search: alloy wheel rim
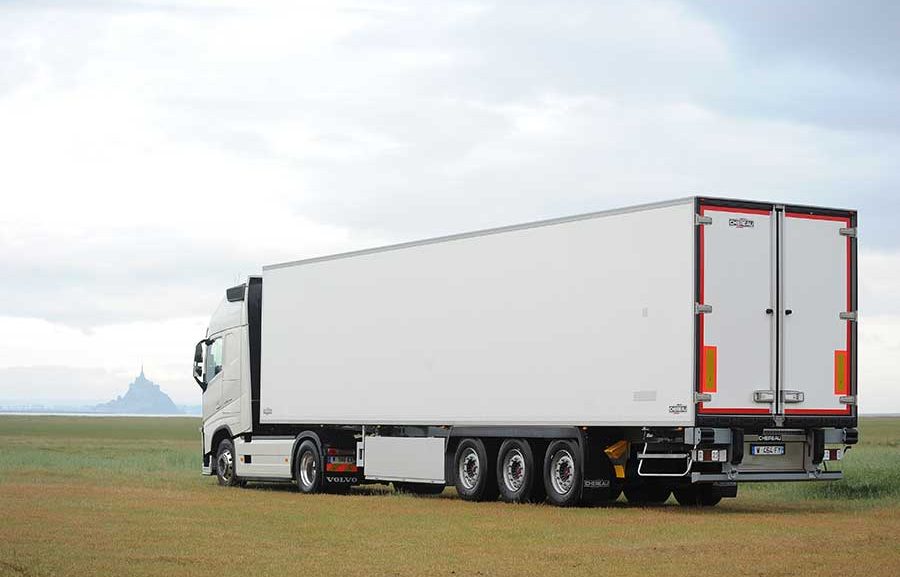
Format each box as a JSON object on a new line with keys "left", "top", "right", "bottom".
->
{"left": 503, "top": 449, "right": 526, "bottom": 493}
{"left": 550, "top": 449, "right": 575, "bottom": 495}
{"left": 300, "top": 451, "right": 317, "bottom": 487}
{"left": 459, "top": 448, "right": 480, "bottom": 490}
{"left": 218, "top": 449, "right": 234, "bottom": 483}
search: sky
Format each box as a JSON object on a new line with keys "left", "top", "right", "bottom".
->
{"left": 0, "top": 0, "right": 898, "bottom": 411}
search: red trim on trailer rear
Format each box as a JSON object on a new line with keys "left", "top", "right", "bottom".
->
{"left": 781, "top": 408, "right": 851, "bottom": 415}
{"left": 703, "top": 206, "right": 772, "bottom": 216}
{"left": 700, "top": 407, "right": 771, "bottom": 414}
{"left": 784, "top": 212, "right": 849, "bottom": 222}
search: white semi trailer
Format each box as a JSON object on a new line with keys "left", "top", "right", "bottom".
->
{"left": 194, "top": 197, "right": 859, "bottom": 506}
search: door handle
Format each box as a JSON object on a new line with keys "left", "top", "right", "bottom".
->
{"left": 765, "top": 308, "right": 773, "bottom": 315}
{"left": 785, "top": 309, "right": 793, "bottom": 315}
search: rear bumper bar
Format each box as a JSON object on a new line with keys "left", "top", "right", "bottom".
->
{"left": 692, "top": 471, "right": 842, "bottom": 483}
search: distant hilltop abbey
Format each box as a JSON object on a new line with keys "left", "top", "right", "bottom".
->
{"left": 94, "top": 366, "right": 181, "bottom": 415}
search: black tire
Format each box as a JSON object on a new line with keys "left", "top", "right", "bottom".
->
{"left": 453, "top": 438, "right": 498, "bottom": 502}
{"left": 496, "top": 439, "right": 537, "bottom": 503}
{"left": 543, "top": 439, "right": 583, "bottom": 507}
{"left": 393, "top": 482, "right": 446, "bottom": 496}
{"left": 624, "top": 484, "right": 671, "bottom": 505}
{"left": 295, "top": 440, "right": 323, "bottom": 494}
{"left": 215, "top": 438, "right": 240, "bottom": 487}
{"left": 673, "top": 485, "right": 723, "bottom": 507}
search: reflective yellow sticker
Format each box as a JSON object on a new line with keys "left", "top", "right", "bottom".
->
{"left": 702, "top": 345, "right": 717, "bottom": 393}
{"left": 834, "top": 350, "right": 848, "bottom": 395}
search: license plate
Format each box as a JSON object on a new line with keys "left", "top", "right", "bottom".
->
{"left": 328, "top": 456, "right": 355, "bottom": 464}
{"left": 751, "top": 444, "right": 785, "bottom": 456}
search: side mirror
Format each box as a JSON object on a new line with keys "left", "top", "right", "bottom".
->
{"left": 193, "top": 340, "right": 207, "bottom": 392}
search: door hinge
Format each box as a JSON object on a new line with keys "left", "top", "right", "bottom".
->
{"left": 839, "top": 227, "right": 857, "bottom": 238}
{"left": 782, "top": 390, "right": 805, "bottom": 403}
{"left": 695, "top": 303, "right": 713, "bottom": 314}
{"left": 753, "top": 390, "right": 775, "bottom": 403}
{"left": 695, "top": 214, "right": 712, "bottom": 226}
{"left": 694, "top": 392, "right": 712, "bottom": 403}
{"left": 839, "top": 395, "right": 857, "bottom": 405}
{"left": 839, "top": 311, "right": 858, "bottom": 322}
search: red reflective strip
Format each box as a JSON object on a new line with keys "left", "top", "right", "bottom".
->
{"left": 326, "top": 463, "right": 358, "bottom": 473}
{"left": 703, "top": 206, "right": 772, "bottom": 216}
{"left": 784, "top": 408, "right": 851, "bottom": 415}
{"left": 698, "top": 407, "right": 771, "bottom": 414}
{"left": 785, "top": 212, "right": 849, "bottom": 222}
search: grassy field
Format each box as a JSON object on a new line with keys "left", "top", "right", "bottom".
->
{"left": 1, "top": 416, "right": 898, "bottom": 577}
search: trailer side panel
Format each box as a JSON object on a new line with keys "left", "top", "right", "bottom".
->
{"left": 260, "top": 200, "right": 696, "bottom": 426}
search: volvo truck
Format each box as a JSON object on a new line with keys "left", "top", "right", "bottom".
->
{"left": 193, "top": 197, "right": 859, "bottom": 506}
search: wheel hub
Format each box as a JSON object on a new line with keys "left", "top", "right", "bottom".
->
{"left": 459, "top": 448, "right": 480, "bottom": 490}
{"left": 217, "top": 449, "right": 234, "bottom": 483}
{"left": 503, "top": 449, "right": 526, "bottom": 492}
{"left": 299, "top": 451, "right": 317, "bottom": 487}
{"left": 550, "top": 450, "right": 574, "bottom": 495}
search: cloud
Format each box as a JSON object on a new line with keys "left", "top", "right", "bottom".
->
{"left": 0, "top": 0, "right": 898, "bottom": 410}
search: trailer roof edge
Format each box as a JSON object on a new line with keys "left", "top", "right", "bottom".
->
{"left": 263, "top": 196, "right": 696, "bottom": 271}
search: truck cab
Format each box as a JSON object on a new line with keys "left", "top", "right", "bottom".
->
{"left": 194, "top": 282, "right": 254, "bottom": 476}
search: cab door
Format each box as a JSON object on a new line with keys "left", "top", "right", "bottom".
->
{"left": 697, "top": 204, "right": 775, "bottom": 416}
{"left": 201, "top": 337, "right": 224, "bottom": 421}
{"left": 781, "top": 211, "right": 854, "bottom": 416}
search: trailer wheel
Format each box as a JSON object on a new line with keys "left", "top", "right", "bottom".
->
{"left": 454, "top": 438, "right": 498, "bottom": 502}
{"left": 624, "top": 484, "right": 671, "bottom": 505}
{"left": 496, "top": 439, "right": 537, "bottom": 503}
{"left": 295, "top": 440, "right": 323, "bottom": 494}
{"left": 393, "top": 482, "right": 446, "bottom": 496}
{"left": 673, "top": 485, "right": 722, "bottom": 507}
{"left": 543, "top": 440, "right": 582, "bottom": 507}
{"left": 215, "top": 438, "right": 240, "bottom": 487}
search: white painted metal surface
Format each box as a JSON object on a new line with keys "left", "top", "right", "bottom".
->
{"left": 234, "top": 437, "right": 293, "bottom": 479}
{"left": 362, "top": 437, "right": 446, "bottom": 483}
{"left": 259, "top": 200, "right": 697, "bottom": 427}
{"left": 698, "top": 206, "right": 774, "bottom": 416}
{"left": 782, "top": 213, "right": 852, "bottom": 415}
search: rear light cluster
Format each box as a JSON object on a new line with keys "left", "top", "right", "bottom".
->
{"left": 693, "top": 448, "right": 728, "bottom": 462}
{"left": 822, "top": 448, "right": 843, "bottom": 461}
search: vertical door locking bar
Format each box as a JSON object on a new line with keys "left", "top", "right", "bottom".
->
{"left": 775, "top": 206, "right": 785, "bottom": 418}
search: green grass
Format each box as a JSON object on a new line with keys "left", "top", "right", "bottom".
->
{"left": 1, "top": 415, "right": 898, "bottom": 577}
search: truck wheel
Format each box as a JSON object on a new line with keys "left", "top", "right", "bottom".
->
{"left": 624, "top": 484, "right": 671, "bottom": 505}
{"left": 673, "top": 485, "right": 722, "bottom": 507}
{"left": 393, "top": 482, "right": 446, "bottom": 496}
{"left": 215, "top": 438, "right": 240, "bottom": 487}
{"left": 543, "top": 439, "right": 582, "bottom": 507}
{"left": 496, "top": 439, "right": 536, "bottom": 503}
{"left": 454, "top": 438, "right": 498, "bottom": 502}
{"left": 295, "top": 440, "right": 323, "bottom": 494}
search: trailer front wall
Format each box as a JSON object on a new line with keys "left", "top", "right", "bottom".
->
{"left": 260, "top": 201, "right": 696, "bottom": 427}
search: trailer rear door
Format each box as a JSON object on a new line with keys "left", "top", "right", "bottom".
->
{"left": 697, "top": 201, "right": 855, "bottom": 419}
{"left": 781, "top": 212, "right": 853, "bottom": 416}
{"left": 697, "top": 205, "right": 775, "bottom": 415}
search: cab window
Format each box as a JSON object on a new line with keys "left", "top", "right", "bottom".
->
{"left": 205, "top": 338, "right": 224, "bottom": 381}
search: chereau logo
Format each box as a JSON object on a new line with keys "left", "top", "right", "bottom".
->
{"left": 729, "top": 217, "right": 755, "bottom": 229}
